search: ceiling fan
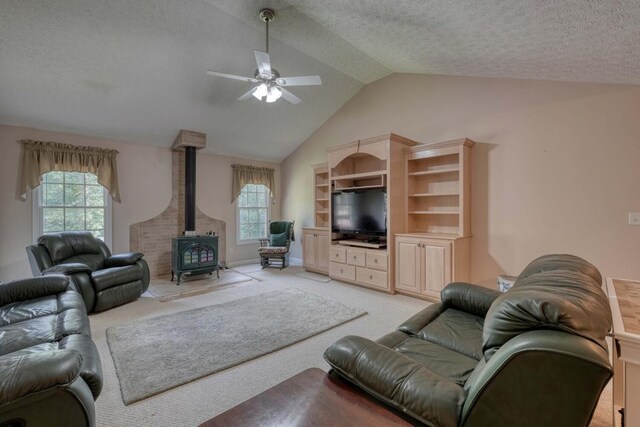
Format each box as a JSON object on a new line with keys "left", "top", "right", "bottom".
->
{"left": 207, "top": 8, "right": 322, "bottom": 105}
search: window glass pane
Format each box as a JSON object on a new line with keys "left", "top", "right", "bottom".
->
{"left": 44, "top": 183, "right": 64, "bottom": 206}
{"left": 258, "top": 208, "right": 267, "bottom": 224}
{"left": 240, "top": 223, "right": 251, "bottom": 240}
{"left": 65, "top": 172, "right": 84, "bottom": 184}
{"left": 64, "top": 208, "right": 85, "bottom": 230}
{"left": 86, "top": 185, "right": 104, "bottom": 207}
{"left": 43, "top": 208, "right": 64, "bottom": 233}
{"left": 247, "top": 192, "right": 258, "bottom": 206}
{"left": 65, "top": 184, "right": 85, "bottom": 206}
{"left": 91, "top": 230, "right": 105, "bottom": 240}
{"left": 250, "top": 223, "right": 261, "bottom": 239}
{"left": 46, "top": 171, "right": 64, "bottom": 183}
{"left": 86, "top": 208, "right": 104, "bottom": 230}
{"left": 239, "top": 208, "right": 249, "bottom": 223}
{"left": 238, "top": 192, "right": 248, "bottom": 208}
{"left": 85, "top": 173, "right": 98, "bottom": 185}
{"left": 248, "top": 209, "right": 259, "bottom": 223}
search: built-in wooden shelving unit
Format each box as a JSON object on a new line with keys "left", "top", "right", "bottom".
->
{"left": 313, "top": 163, "right": 330, "bottom": 228}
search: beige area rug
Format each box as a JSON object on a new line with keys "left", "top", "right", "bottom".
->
{"left": 146, "top": 269, "right": 255, "bottom": 302}
{"left": 106, "top": 289, "right": 367, "bottom": 405}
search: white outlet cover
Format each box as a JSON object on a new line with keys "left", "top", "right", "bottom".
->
{"left": 629, "top": 213, "right": 640, "bottom": 225}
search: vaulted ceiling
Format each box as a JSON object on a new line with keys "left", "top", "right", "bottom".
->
{"left": 1, "top": 1, "right": 639, "bottom": 161}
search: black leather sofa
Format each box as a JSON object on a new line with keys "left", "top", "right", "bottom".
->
{"left": 0, "top": 275, "right": 103, "bottom": 427}
{"left": 27, "top": 231, "right": 150, "bottom": 313}
{"left": 325, "top": 254, "right": 613, "bottom": 427}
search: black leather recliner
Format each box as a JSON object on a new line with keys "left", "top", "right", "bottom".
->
{"left": 0, "top": 274, "right": 103, "bottom": 426}
{"left": 26, "top": 231, "right": 150, "bottom": 313}
{"left": 325, "top": 254, "right": 613, "bottom": 427}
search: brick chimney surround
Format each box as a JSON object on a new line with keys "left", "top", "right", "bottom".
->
{"left": 129, "top": 130, "right": 226, "bottom": 278}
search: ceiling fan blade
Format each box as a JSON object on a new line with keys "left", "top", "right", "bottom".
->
{"left": 254, "top": 50, "right": 272, "bottom": 77}
{"left": 280, "top": 88, "right": 302, "bottom": 105}
{"left": 277, "top": 75, "right": 322, "bottom": 86}
{"left": 207, "top": 71, "right": 258, "bottom": 83}
{"left": 238, "top": 87, "right": 257, "bottom": 101}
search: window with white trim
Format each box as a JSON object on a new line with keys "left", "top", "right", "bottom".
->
{"left": 236, "top": 184, "right": 270, "bottom": 244}
{"left": 33, "top": 171, "right": 112, "bottom": 247}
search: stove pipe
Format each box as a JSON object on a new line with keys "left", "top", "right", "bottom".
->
{"left": 184, "top": 146, "right": 196, "bottom": 233}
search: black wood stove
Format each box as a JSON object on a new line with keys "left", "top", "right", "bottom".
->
{"left": 171, "top": 235, "right": 218, "bottom": 285}
{"left": 170, "top": 143, "right": 219, "bottom": 285}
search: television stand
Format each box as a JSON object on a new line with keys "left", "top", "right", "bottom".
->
{"left": 337, "top": 239, "right": 386, "bottom": 249}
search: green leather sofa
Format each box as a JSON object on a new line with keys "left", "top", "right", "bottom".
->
{"left": 324, "top": 254, "right": 613, "bottom": 427}
{"left": 0, "top": 275, "right": 103, "bottom": 427}
{"left": 26, "top": 231, "right": 150, "bottom": 313}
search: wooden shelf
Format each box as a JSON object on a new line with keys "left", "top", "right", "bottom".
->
{"left": 331, "top": 170, "right": 387, "bottom": 181}
{"left": 408, "top": 211, "right": 460, "bottom": 215}
{"left": 313, "top": 163, "right": 330, "bottom": 228}
{"left": 334, "top": 183, "right": 385, "bottom": 191}
{"left": 408, "top": 168, "right": 459, "bottom": 176}
{"left": 408, "top": 192, "right": 459, "bottom": 197}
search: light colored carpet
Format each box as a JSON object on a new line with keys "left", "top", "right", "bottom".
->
{"left": 90, "top": 266, "right": 612, "bottom": 427}
{"left": 296, "top": 270, "right": 333, "bottom": 283}
{"left": 146, "top": 270, "right": 254, "bottom": 302}
{"left": 230, "top": 263, "right": 263, "bottom": 274}
{"left": 106, "top": 289, "right": 366, "bottom": 405}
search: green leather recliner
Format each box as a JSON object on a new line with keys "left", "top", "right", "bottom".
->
{"left": 324, "top": 254, "right": 612, "bottom": 427}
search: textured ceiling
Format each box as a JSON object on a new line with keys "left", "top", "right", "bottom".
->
{"left": 1, "top": 1, "right": 639, "bottom": 161}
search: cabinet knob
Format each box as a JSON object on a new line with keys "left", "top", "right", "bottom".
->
{"left": 374, "top": 259, "right": 378, "bottom": 263}
{"left": 340, "top": 269, "right": 344, "bottom": 273}
{"left": 335, "top": 253, "right": 339, "bottom": 257}
{"left": 369, "top": 275, "right": 373, "bottom": 280}
{"left": 353, "top": 256, "right": 356, "bottom": 259}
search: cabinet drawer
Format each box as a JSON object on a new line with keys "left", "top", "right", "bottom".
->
{"left": 330, "top": 262, "right": 356, "bottom": 281}
{"left": 346, "top": 248, "right": 366, "bottom": 267}
{"left": 366, "top": 252, "right": 388, "bottom": 271}
{"left": 356, "top": 267, "right": 388, "bottom": 289}
{"left": 329, "top": 247, "right": 346, "bottom": 263}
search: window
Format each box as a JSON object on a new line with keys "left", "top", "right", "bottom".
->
{"left": 33, "top": 171, "right": 112, "bottom": 246}
{"left": 236, "top": 184, "right": 270, "bottom": 243}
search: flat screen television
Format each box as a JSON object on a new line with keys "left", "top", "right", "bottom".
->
{"left": 331, "top": 189, "right": 387, "bottom": 236}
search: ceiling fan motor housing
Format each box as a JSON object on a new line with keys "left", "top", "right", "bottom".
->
{"left": 259, "top": 8, "right": 275, "bottom": 23}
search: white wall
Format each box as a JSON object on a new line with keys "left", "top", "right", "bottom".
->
{"left": 281, "top": 73, "right": 640, "bottom": 285}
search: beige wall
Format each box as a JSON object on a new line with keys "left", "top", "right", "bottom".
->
{"left": 281, "top": 73, "right": 640, "bottom": 285}
{"left": 0, "top": 125, "right": 280, "bottom": 281}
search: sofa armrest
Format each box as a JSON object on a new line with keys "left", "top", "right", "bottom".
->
{"left": 324, "top": 335, "right": 466, "bottom": 427}
{"left": 103, "top": 252, "right": 144, "bottom": 268}
{"left": 0, "top": 275, "right": 69, "bottom": 306}
{"left": 441, "top": 282, "right": 502, "bottom": 318}
{"left": 0, "top": 350, "right": 82, "bottom": 405}
{"left": 43, "top": 263, "right": 92, "bottom": 275}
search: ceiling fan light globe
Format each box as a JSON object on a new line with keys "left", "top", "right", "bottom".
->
{"left": 266, "top": 86, "right": 282, "bottom": 103}
{"left": 253, "top": 83, "right": 268, "bottom": 100}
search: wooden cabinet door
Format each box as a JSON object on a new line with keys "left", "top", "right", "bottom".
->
{"left": 395, "top": 237, "right": 422, "bottom": 293}
{"left": 303, "top": 230, "right": 317, "bottom": 269}
{"left": 316, "top": 231, "right": 330, "bottom": 272}
{"left": 422, "top": 240, "right": 452, "bottom": 299}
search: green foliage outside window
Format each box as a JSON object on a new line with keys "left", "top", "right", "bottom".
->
{"left": 238, "top": 184, "right": 269, "bottom": 241}
{"left": 40, "top": 172, "right": 106, "bottom": 240}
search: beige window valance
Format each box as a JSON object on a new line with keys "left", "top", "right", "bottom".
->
{"left": 18, "top": 139, "right": 121, "bottom": 202}
{"left": 231, "top": 164, "right": 276, "bottom": 204}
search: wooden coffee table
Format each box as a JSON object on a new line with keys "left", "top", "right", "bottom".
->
{"left": 199, "top": 368, "right": 417, "bottom": 426}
